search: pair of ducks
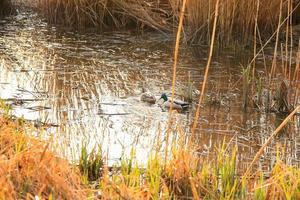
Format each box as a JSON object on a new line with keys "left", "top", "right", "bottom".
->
{"left": 140, "top": 92, "right": 189, "bottom": 112}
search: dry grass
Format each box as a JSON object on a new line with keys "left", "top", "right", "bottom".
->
{"left": 0, "top": 115, "right": 87, "bottom": 199}
{"left": 34, "top": 0, "right": 300, "bottom": 45}
{"left": 95, "top": 142, "right": 300, "bottom": 199}
{"left": 36, "top": 0, "right": 173, "bottom": 31}
{"left": 0, "top": 106, "right": 299, "bottom": 199}
{"left": 1, "top": 1, "right": 300, "bottom": 199}
{"left": 185, "top": 0, "right": 288, "bottom": 44}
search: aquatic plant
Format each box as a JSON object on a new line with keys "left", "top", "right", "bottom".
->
{"left": 187, "top": 71, "right": 193, "bottom": 102}
{"left": 79, "top": 143, "right": 103, "bottom": 183}
{"left": 0, "top": 99, "right": 12, "bottom": 117}
{"left": 0, "top": 0, "right": 299, "bottom": 199}
{"left": 249, "top": 22, "right": 300, "bottom": 114}
{"left": 97, "top": 136, "right": 300, "bottom": 199}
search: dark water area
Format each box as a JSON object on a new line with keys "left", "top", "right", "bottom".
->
{"left": 0, "top": 9, "right": 299, "bottom": 170}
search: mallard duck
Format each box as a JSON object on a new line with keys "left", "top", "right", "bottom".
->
{"left": 159, "top": 93, "right": 189, "bottom": 112}
{"left": 140, "top": 92, "right": 156, "bottom": 104}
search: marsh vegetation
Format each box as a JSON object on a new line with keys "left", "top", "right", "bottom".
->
{"left": 0, "top": 0, "right": 300, "bottom": 199}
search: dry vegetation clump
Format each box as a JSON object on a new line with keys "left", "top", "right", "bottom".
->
{"left": 0, "top": 106, "right": 299, "bottom": 199}
{"left": 0, "top": 116, "right": 87, "bottom": 199}
{"left": 184, "top": 0, "right": 289, "bottom": 44}
{"left": 37, "top": 0, "right": 173, "bottom": 31}
{"left": 95, "top": 144, "right": 300, "bottom": 199}
{"left": 35, "top": 0, "right": 300, "bottom": 45}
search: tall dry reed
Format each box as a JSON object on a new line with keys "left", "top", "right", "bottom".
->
{"left": 37, "top": 0, "right": 172, "bottom": 31}
{"left": 35, "top": 0, "right": 300, "bottom": 45}
{"left": 179, "top": 0, "right": 293, "bottom": 45}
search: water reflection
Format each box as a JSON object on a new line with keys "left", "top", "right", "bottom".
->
{"left": 0, "top": 9, "right": 299, "bottom": 168}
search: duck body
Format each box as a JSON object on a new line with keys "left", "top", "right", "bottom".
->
{"left": 140, "top": 92, "right": 156, "bottom": 104}
{"left": 159, "top": 93, "right": 189, "bottom": 112}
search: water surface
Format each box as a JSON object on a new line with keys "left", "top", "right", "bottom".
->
{"left": 0, "top": 9, "right": 299, "bottom": 169}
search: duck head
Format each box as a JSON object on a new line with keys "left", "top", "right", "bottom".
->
{"left": 159, "top": 93, "right": 168, "bottom": 102}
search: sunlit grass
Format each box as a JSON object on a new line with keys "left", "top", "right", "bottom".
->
{"left": 0, "top": 105, "right": 299, "bottom": 199}
{"left": 79, "top": 143, "right": 103, "bottom": 184}
{"left": 0, "top": 106, "right": 87, "bottom": 199}
{"left": 97, "top": 140, "right": 300, "bottom": 199}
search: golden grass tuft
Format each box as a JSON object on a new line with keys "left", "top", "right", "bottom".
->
{"left": 0, "top": 116, "right": 87, "bottom": 199}
{"left": 96, "top": 143, "right": 300, "bottom": 199}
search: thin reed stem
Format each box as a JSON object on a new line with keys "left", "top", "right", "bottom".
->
{"left": 252, "top": 0, "right": 260, "bottom": 79}
{"left": 165, "top": 0, "right": 187, "bottom": 162}
{"left": 191, "top": 0, "right": 220, "bottom": 135}
{"left": 249, "top": 0, "right": 300, "bottom": 67}
{"left": 270, "top": 0, "right": 283, "bottom": 79}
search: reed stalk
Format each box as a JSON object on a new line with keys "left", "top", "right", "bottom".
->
{"left": 165, "top": 0, "right": 187, "bottom": 162}
{"left": 270, "top": 0, "right": 283, "bottom": 79}
{"left": 191, "top": 0, "right": 220, "bottom": 135}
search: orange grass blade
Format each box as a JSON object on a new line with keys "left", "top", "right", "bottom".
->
{"left": 191, "top": 0, "right": 220, "bottom": 135}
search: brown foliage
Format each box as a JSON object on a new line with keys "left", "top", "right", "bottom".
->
{"left": 0, "top": 117, "right": 87, "bottom": 199}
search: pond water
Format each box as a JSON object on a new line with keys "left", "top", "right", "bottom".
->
{"left": 0, "top": 9, "right": 299, "bottom": 170}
